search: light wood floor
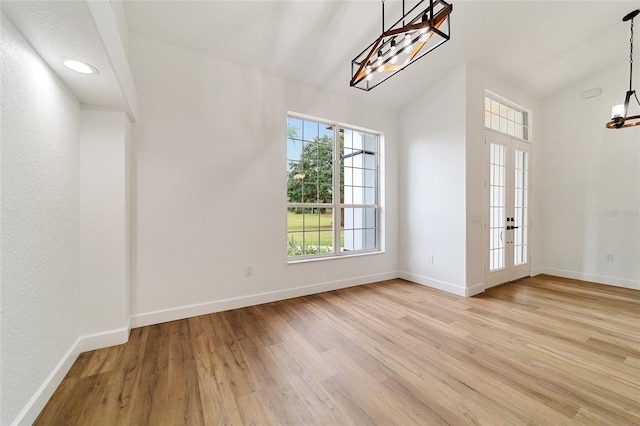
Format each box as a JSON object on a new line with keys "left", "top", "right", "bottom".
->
{"left": 35, "top": 275, "right": 640, "bottom": 425}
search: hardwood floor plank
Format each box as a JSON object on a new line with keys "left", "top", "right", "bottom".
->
{"left": 35, "top": 276, "right": 640, "bottom": 425}
{"left": 90, "top": 326, "right": 149, "bottom": 425}
{"left": 234, "top": 391, "right": 277, "bottom": 426}
{"left": 203, "top": 312, "right": 259, "bottom": 400}
{"left": 167, "top": 320, "right": 205, "bottom": 425}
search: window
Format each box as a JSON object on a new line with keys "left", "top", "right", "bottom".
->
{"left": 286, "top": 114, "right": 380, "bottom": 259}
{"left": 484, "top": 91, "right": 530, "bottom": 141}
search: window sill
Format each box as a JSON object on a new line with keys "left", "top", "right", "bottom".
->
{"left": 287, "top": 249, "right": 384, "bottom": 264}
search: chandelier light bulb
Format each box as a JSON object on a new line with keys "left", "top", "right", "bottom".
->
{"left": 420, "top": 29, "right": 430, "bottom": 42}
{"left": 404, "top": 33, "right": 411, "bottom": 48}
{"left": 390, "top": 40, "right": 398, "bottom": 64}
{"left": 366, "top": 65, "right": 373, "bottom": 81}
{"left": 611, "top": 104, "right": 625, "bottom": 119}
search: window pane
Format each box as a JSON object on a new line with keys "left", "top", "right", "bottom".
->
{"left": 364, "top": 229, "right": 377, "bottom": 250}
{"left": 302, "top": 208, "right": 318, "bottom": 231}
{"left": 491, "top": 99, "right": 500, "bottom": 114}
{"left": 364, "top": 132, "right": 377, "bottom": 152}
{"left": 491, "top": 113, "right": 500, "bottom": 131}
{"left": 514, "top": 110, "right": 523, "bottom": 124}
{"left": 287, "top": 139, "right": 303, "bottom": 162}
{"left": 343, "top": 185, "right": 353, "bottom": 204}
{"left": 304, "top": 231, "right": 320, "bottom": 251}
{"left": 515, "top": 126, "right": 523, "bottom": 140}
{"left": 319, "top": 230, "right": 333, "bottom": 250}
{"left": 500, "top": 117, "right": 508, "bottom": 134}
{"left": 364, "top": 153, "right": 376, "bottom": 170}
{"left": 342, "top": 230, "right": 354, "bottom": 252}
{"left": 364, "top": 187, "right": 376, "bottom": 204}
{"left": 364, "top": 169, "right": 376, "bottom": 187}
{"left": 352, "top": 167, "right": 363, "bottom": 187}
{"left": 287, "top": 181, "right": 302, "bottom": 203}
{"left": 287, "top": 117, "right": 302, "bottom": 140}
{"left": 351, "top": 185, "right": 363, "bottom": 204}
{"left": 319, "top": 184, "right": 333, "bottom": 203}
{"left": 286, "top": 207, "right": 334, "bottom": 257}
{"left": 302, "top": 183, "right": 318, "bottom": 203}
{"left": 287, "top": 115, "right": 380, "bottom": 258}
{"left": 343, "top": 128, "right": 353, "bottom": 149}
{"left": 364, "top": 208, "right": 377, "bottom": 228}
{"left": 319, "top": 124, "right": 333, "bottom": 141}
{"left": 342, "top": 207, "right": 377, "bottom": 252}
{"left": 353, "top": 131, "right": 364, "bottom": 150}
{"left": 303, "top": 120, "right": 318, "bottom": 141}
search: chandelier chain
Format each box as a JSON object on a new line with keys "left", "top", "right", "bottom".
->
{"left": 632, "top": 17, "right": 640, "bottom": 107}
{"left": 630, "top": 16, "right": 634, "bottom": 92}
{"left": 629, "top": 19, "right": 633, "bottom": 68}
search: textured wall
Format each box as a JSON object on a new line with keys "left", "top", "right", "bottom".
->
{"left": 1, "top": 12, "right": 81, "bottom": 425}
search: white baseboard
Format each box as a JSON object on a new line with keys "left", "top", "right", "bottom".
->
{"left": 11, "top": 324, "right": 131, "bottom": 426}
{"left": 78, "top": 321, "right": 131, "bottom": 352}
{"left": 11, "top": 339, "right": 82, "bottom": 426}
{"left": 130, "top": 272, "right": 400, "bottom": 328}
{"left": 466, "top": 282, "right": 485, "bottom": 297}
{"left": 533, "top": 267, "right": 640, "bottom": 290}
{"left": 399, "top": 271, "right": 470, "bottom": 297}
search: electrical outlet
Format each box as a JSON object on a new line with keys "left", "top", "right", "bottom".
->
{"left": 605, "top": 254, "right": 614, "bottom": 262}
{"left": 427, "top": 254, "right": 435, "bottom": 263}
{"left": 244, "top": 265, "right": 253, "bottom": 276}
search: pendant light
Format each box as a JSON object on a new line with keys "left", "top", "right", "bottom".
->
{"left": 606, "top": 9, "right": 640, "bottom": 129}
{"left": 350, "top": 0, "right": 453, "bottom": 91}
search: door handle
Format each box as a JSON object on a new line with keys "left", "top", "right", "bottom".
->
{"left": 507, "top": 225, "right": 520, "bottom": 230}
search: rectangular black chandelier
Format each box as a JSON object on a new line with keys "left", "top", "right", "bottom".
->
{"left": 350, "top": 0, "right": 453, "bottom": 91}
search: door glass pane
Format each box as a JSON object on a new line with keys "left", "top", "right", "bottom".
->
{"left": 513, "top": 150, "right": 529, "bottom": 266}
{"left": 489, "top": 142, "right": 506, "bottom": 271}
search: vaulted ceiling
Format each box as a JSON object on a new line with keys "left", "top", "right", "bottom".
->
{"left": 2, "top": 1, "right": 639, "bottom": 112}
{"left": 123, "top": 1, "right": 640, "bottom": 110}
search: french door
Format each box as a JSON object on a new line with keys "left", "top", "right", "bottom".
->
{"left": 484, "top": 130, "right": 531, "bottom": 288}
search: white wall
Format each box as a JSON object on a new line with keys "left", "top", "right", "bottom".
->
{"left": 398, "top": 62, "right": 543, "bottom": 296}
{"left": 128, "top": 33, "right": 399, "bottom": 326}
{"left": 398, "top": 64, "right": 468, "bottom": 295}
{"left": 80, "top": 110, "right": 131, "bottom": 340}
{"left": 1, "top": 13, "right": 81, "bottom": 425}
{"left": 536, "top": 61, "right": 639, "bottom": 289}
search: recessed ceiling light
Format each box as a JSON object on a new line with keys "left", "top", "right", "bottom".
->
{"left": 62, "top": 59, "right": 98, "bottom": 75}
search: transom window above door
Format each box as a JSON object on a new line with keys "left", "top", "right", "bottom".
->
{"left": 484, "top": 91, "right": 530, "bottom": 141}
